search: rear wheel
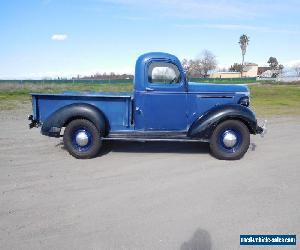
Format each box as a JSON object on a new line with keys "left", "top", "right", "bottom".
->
{"left": 209, "top": 120, "right": 250, "bottom": 160}
{"left": 63, "top": 119, "right": 102, "bottom": 159}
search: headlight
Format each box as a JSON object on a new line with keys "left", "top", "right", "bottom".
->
{"left": 238, "top": 96, "right": 250, "bottom": 107}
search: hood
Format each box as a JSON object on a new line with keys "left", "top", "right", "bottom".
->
{"left": 188, "top": 82, "right": 249, "bottom": 94}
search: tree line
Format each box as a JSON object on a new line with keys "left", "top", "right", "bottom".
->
{"left": 73, "top": 73, "right": 134, "bottom": 80}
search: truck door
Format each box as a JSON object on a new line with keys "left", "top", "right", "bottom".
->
{"left": 139, "top": 60, "right": 187, "bottom": 131}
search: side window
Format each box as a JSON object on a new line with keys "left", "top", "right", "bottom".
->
{"left": 148, "top": 62, "right": 181, "bottom": 84}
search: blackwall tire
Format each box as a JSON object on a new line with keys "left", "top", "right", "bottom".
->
{"left": 63, "top": 119, "right": 102, "bottom": 159}
{"left": 209, "top": 120, "right": 250, "bottom": 160}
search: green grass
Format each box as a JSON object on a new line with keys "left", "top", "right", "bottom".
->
{"left": 1, "top": 83, "right": 300, "bottom": 116}
{"left": 250, "top": 84, "right": 300, "bottom": 116}
{"left": 257, "top": 80, "right": 300, "bottom": 85}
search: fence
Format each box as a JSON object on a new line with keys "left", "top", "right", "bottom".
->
{"left": 190, "top": 77, "right": 257, "bottom": 83}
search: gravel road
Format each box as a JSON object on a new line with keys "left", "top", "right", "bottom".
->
{"left": 0, "top": 108, "right": 299, "bottom": 250}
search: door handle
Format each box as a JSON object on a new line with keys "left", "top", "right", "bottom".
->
{"left": 135, "top": 107, "right": 143, "bottom": 115}
{"left": 145, "top": 87, "right": 154, "bottom": 91}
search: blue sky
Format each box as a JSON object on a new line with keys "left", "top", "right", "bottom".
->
{"left": 0, "top": 0, "right": 299, "bottom": 79}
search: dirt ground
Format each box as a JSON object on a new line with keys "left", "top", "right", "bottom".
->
{"left": 0, "top": 107, "right": 299, "bottom": 250}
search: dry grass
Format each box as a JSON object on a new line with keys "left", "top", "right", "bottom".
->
{"left": 0, "top": 83, "right": 133, "bottom": 110}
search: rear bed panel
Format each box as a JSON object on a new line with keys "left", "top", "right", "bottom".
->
{"left": 31, "top": 93, "right": 132, "bottom": 130}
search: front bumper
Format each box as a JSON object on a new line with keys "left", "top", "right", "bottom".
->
{"left": 256, "top": 120, "right": 267, "bottom": 137}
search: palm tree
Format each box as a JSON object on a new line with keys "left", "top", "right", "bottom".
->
{"left": 239, "top": 34, "right": 250, "bottom": 77}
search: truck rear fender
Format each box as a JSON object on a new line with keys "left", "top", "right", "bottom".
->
{"left": 188, "top": 104, "right": 258, "bottom": 139}
{"left": 41, "top": 103, "right": 108, "bottom": 137}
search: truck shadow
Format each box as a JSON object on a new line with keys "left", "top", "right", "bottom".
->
{"left": 180, "top": 228, "right": 212, "bottom": 250}
{"left": 56, "top": 141, "right": 209, "bottom": 156}
{"left": 103, "top": 141, "right": 210, "bottom": 155}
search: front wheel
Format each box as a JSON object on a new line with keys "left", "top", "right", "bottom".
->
{"left": 209, "top": 120, "right": 250, "bottom": 160}
{"left": 63, "top": 119, "right": 102, "bottom": 159}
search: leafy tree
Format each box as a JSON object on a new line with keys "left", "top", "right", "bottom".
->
{"left": 229, "top": 63, "right": 243, "bottom": 73}
{"left": 267, "top": 57, "right": 284, "bottom": 77}
{"left": 267, "top": 57, "right": 279, "bottom": 69}
{"left": 239, "top": 34, "right": 250, "bottom": 76}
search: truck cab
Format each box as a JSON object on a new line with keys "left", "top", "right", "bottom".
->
{"left": 29, "top": 52, "right": 265, "bottom": 160}
{"left": 133, "top": 52, "right": 250, "bottom": 131}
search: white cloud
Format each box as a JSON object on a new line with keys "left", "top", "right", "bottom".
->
{"left": 51, "top": 34, "right": 68, "bottom": 41}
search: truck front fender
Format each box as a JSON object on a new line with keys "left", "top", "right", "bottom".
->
{"left": 41, "top": 103, "right": 107, "bottom": 137}
{"left": 188, "top": 104, "right": 259, "bottom": 139}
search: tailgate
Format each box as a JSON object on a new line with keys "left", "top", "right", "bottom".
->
{"left": 28, "top": 94, "right": 40, "bottom": 128}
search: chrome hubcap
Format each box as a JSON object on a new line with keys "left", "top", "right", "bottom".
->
{"left": 75, "top": 131, "right": 89, "bottom": 146}
{"left": 222, "top": 131, "right": 237, "bottom": 148}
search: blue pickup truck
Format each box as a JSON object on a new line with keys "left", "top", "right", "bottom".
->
{"left": 29, "top": 52, "right": 265, "bottom": 160}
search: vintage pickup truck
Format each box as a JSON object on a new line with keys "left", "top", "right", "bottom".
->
{"left": 29, "top": 52, "right": 266, "bottom": 160}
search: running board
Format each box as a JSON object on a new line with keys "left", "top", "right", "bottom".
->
{"left": 103, "top": 132, "right": 208, "bottom": 142}
{"left": 102, "top": 137, "right": 208, "bottom": 142}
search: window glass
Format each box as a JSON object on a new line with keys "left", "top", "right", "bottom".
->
{"left": 148, "top": 62, "right": 181, "bottom": 84}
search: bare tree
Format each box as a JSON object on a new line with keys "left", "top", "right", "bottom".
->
{"left": 182, "top": 50, "right": 217, "bottom": 79}
{"left": 182, "top": 59, "right": 203, "bottom": 78}
{"left": 182, "top": 59, "right": 193, "bottom": 78}
{"left": 239, "top": 34, "right": 250, "bottom": 76}
{"left": 200, "top": 50, "right": 217, "bottom": 77}
{"left": 293, "top": 63, "right": 300, "bottom": 76}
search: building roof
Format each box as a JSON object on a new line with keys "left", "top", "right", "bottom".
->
{"left": 257, "top": 66, "right": 271, "bottom": 75}
{"left": 214, "top": 72, "right": 240, "bottom": 74}
{"left": 245, "top": 63, "right": 258, "bottom": 66}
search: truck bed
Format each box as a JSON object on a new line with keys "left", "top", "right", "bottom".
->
{"left": 31, "top": 91, "right": 133, "bottom": 131}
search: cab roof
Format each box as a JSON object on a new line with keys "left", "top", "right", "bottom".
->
{"left": 134, "top": 52, "right": 183, "bottom": 91}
